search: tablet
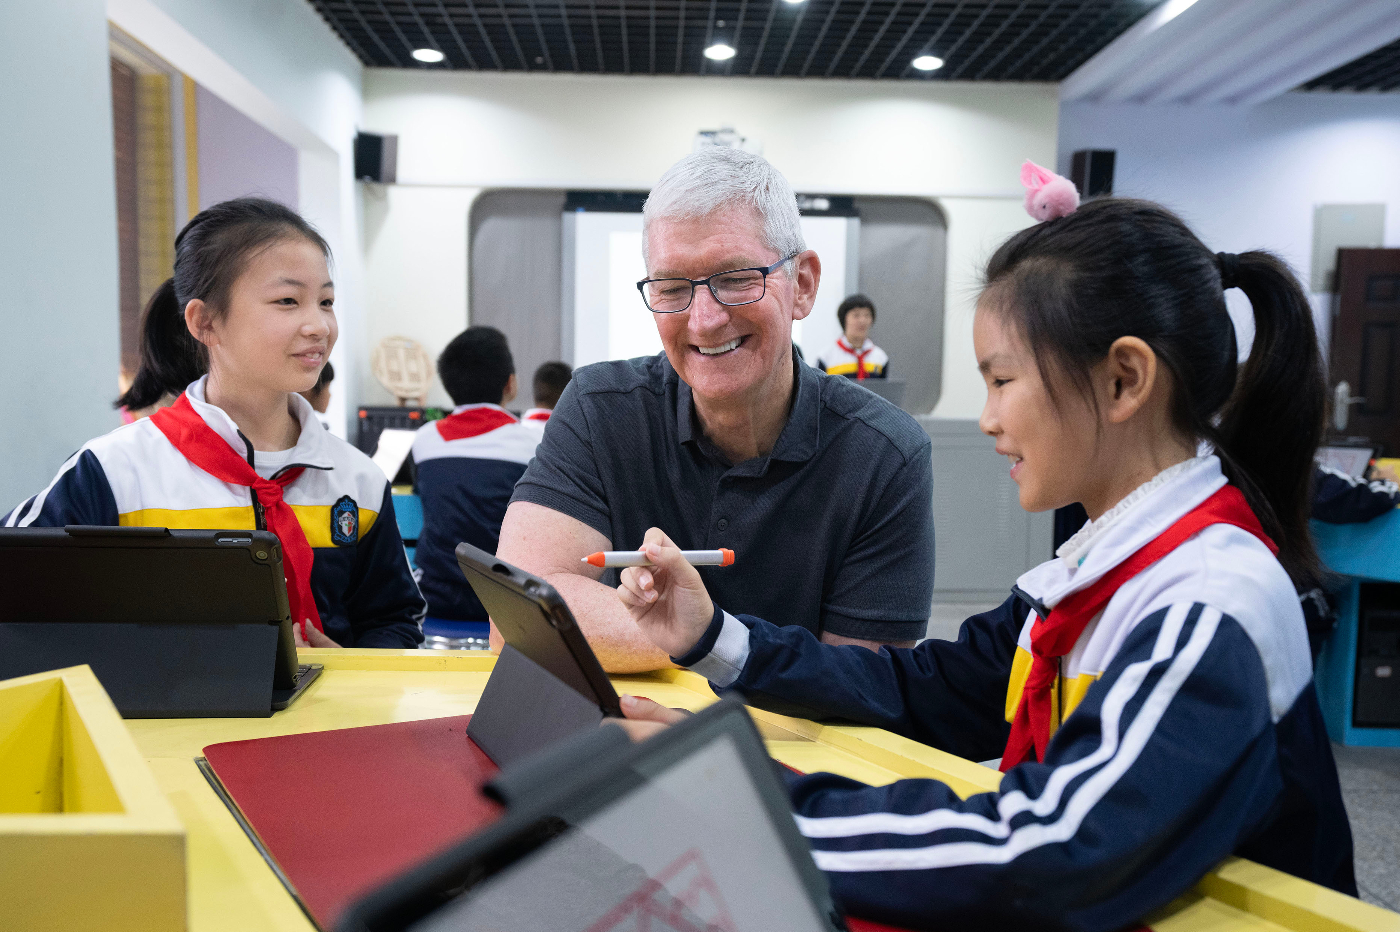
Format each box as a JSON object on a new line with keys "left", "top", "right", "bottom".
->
{"left": 338, "top": 699, "right": 844, "bottom": 932}
{"left": 455, "top": 542, "right": 621, "bottom": 718}
{"left": 0, "top": 525, "right": 320, "bottom": 716}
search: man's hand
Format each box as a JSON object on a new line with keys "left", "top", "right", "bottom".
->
{"left": 294, "top": 621, "right": 341, "bottom": 648}
{"left": 616, "top": 528, "right": 716, "bottom": 658}
{"left": 604, "top": 694, "right": 691, "bottom": 742}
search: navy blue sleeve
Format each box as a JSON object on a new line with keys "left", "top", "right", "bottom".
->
{"left": 1311, "top": 464, "right": 1399, "bottom": 523}
{"left": 727, "top": 595, "right": 1024, "bottom": 762}
{"left": 340, "top": 484, "right": 426, "bottom": 648}
{"left": 785, "top": 603, "right": 1295, "bottom": 932}
{"left": 821, "top": 440, "right": 936, "bottom": 643}
{"left": 3, "top": 450, "right": 120, "bottom": 527}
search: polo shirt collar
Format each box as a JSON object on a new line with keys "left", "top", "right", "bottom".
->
{"left": 672, "top": 353, "right": 820, "bottom": 466}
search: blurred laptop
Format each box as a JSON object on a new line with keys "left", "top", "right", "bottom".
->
{"left": 339, "top": 699, "right": 845, "bottom": 932}
{"left": 857, "top": 377, "right": 905, "bottom": 408}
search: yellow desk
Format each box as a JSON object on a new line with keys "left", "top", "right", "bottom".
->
{"left": 122, "top": 649, "right": 1398, "bottom": 932}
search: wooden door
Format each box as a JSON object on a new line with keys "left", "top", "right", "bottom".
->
{"left": 1329, "top": 248, "right": 1400, "bottom": 454}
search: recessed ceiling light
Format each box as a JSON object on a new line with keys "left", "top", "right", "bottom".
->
{"left": 912, "top": 54, "right": 944, "bottom": 71}
{"left": 412, "top": 48, "right": 445, "bottom": 63}
{"left": 704, "top": 43, "right": 737, "bottom": 61}
{"left": 782, "top": 0, "right": 805, "bottom": 5}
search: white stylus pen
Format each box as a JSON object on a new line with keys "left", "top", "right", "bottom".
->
{"left": 582, "top": 548, "right": 735, "bottom": 568}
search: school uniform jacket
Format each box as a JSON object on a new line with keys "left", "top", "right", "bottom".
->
{"left": 3, "top": 378, "right": 425, "bottom": 648}
{"left": 411, "top": 404, "right": 540, "bottom": 620}
{"left": 1312, "top": 463, "right": 1399, "bottom": 523}
{"left": 679, "top": 455, "right": 1355, "bottom": 931}
{"left": 816, "top": 338, "right": 889, "bottom": 379}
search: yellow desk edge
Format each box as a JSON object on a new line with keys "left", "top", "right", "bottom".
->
{"left": 145, "top": 650, "right": 1400, "bottom": 932}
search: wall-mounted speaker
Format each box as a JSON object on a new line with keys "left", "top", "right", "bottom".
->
{"left": 1070, "top": 149, "right": 1115, "bottom": 198}
{"left": 354, "top": 132, "right": 398, "bottom": 184}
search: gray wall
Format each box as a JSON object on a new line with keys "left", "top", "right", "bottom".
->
{"left": 0, "top": 0, "right": 121, "bottom": 509}
{"left": 853, "top": 197, "right": 947, "bottom": 413}
{"left": 196, "top": 85, "right": 298, "bottom": 211}
{"left": 469, "top": 190, "right": 566, "bottom": 403}
{"left": 921, "top": 417, "right": 1054, "bottom": 602}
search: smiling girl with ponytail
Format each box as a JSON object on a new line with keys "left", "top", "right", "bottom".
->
{"left": 7, "top": 198, "right": 425, "bottom": 650}
{"left": 606, "top": 166, "right": 1354, "bottom": 930}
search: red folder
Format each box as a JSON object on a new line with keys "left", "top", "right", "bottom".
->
{"left": 203, "top": 714, "right": 501, "bottom": 928}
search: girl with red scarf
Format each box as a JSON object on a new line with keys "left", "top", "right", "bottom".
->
{"left": 816, "top": 294, "right": 888, "bottom": 380}
{"left": 5, "top": 199, "right": 424, "bottom": 649}
{"left": 610, "top": 193, "right": 1354, "bottom": 929}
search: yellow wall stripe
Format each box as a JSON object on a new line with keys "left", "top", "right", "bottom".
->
{"left": 182, "top": 75, "right": 198, "bottom": 221}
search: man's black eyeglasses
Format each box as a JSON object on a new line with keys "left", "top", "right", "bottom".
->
{"left": 636, "top": 254, "right": 798, "bottom": 314}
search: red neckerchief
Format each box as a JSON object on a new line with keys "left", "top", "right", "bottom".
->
{"left": 1000, "top": 484, "right": 1276, "bottom": 772}
{"left": 525, "top": 410, "right": 550, "bottom": 423}
{"left": 150, "top": 393, "right": 324, "bottom": 633}
{"left": 837, "top": 337, "right": 874, "bottom": 380}
{"left": 436, "top": 406, "right": 518, "bottom": 441}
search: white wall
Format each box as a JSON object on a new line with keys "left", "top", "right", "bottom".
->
{"left": 1058, "top": 92, "right": 1400, "bottom": 361}
{"left": 107, "top": 0, "right": 365, "bottom": 437}
{"left": 0, "top": 0, "right": 122, "bottom": 509}
{"left": 361, "top": 71, "right": 1057, "bottom": 414}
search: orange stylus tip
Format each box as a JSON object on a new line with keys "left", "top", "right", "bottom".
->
{"left": 584, "top": 552, "right": 606, "bottom": 567}
{"left": 721, "top": 548, "right": 735, "bottom": 566}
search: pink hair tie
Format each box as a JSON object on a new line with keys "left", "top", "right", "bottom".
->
{"left": 1021, "top": 160, "right": 1080, "bottom": 222}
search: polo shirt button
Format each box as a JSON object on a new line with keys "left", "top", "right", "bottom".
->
{"left": 717, "top": 518, "right": 729, "bottom": 531}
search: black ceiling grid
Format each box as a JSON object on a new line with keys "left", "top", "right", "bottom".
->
{"left": 306, "top": 0, "right": 1171, "bottom": 80}
{"left": 1304, "top": 37, "right": 1400, "bottom": 93}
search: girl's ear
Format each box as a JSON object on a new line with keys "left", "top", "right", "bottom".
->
{"left": 1102, "top": 336, "right": 1158, "bottom": 424}
{"left": 185, "top": 299, "right": 217, "bottom": 348}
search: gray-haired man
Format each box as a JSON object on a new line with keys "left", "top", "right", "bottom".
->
{"left": 497, "top": 148, "right": 934, "bottom": 672}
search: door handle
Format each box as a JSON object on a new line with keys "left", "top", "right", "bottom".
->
{"left": 1333, "top": 380, "right": 1367, "bottom": 432}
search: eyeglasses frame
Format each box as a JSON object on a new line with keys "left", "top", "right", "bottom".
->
{"left": 635, "top": 253, "right": 800, "bottom": 314}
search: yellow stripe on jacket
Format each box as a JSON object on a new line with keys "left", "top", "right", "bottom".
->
{"left": 120, "top": 505, "right": 379, "bottom": 548}
{"left": 823, "top": 361, "right": 887, "bottom": 377}
{"left": 1003, "top": 645, "right": 1101, "bottom": 740}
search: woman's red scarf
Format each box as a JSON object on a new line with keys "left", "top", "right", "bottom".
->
{"left": 150, "top": 393, "right": 323, "bottom": 632}
{"left": 1001, "top": 484, "right": 1276, "bottom": 772}
{"left": 837, "top": 338, "right": 875, "bottom": 380}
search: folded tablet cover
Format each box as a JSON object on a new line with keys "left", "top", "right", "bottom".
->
{"left": 203, "top": 715, "right": 501, "bottom": 928}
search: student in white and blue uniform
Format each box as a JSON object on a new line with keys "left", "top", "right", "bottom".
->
{"left": 5, "top": 199, "right": 424, "bottom": 648}
{"left": 611, "top": 197, "right": 1355, "bottom": 930}
{"left": 412, "top": 327, "right": 540, "bottom": 633}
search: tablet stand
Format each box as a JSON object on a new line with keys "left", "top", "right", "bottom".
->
{"left": 467, "top": 643, "right": 605, "bottom": 767}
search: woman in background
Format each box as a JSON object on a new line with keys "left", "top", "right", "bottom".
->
{"left": 816, "top": 294, "right": 888, "bottom": 380}
{"left": 4, "top": 198, "right": 424, "bottom": 648}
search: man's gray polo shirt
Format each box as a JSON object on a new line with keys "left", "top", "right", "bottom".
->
{"left": 511, "top": 353, "right": 934, "bottom": 642}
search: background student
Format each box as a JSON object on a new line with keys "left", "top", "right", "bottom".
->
{"left": 411, "top": 326, "right": 540, "bottom": 624}
{"left": 299, "top": 359, "right": 334, "bottom": 428}
{"left": 613, "top": 194, "right": 1353, "bottom": 929}
{"left": 522, "top": 360, "right": 572, "bottom": 433}
{"left": 816, "top": 294, "right": 888, "bottom": 380}
{"left": 3, "top": 198, "right": 425, "bottom": 649}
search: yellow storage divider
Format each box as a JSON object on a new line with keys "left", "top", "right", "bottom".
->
{"left": 0, "top": 665, "right": 186, "bottom": 931}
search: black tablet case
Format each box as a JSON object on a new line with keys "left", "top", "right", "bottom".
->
{"left": 0, "top": 525, "right": 312, "bottom": 717}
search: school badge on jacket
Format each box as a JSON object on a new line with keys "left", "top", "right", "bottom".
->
{"left": 331, "top": 495, "right": 359, "bottom": 546}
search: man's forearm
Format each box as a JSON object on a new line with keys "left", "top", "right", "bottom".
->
{"left": 540, "top": 573, "right": 673, "bottom": 673}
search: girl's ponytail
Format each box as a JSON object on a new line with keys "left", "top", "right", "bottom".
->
{"left": 115, "top": 278, "right": 206, "bottom": 410}
{"left": 113, "top": 197, "right": 331, "bottom": 412}
{"left": 1214, "top": 251, "right": 1326, "bottom": 588}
